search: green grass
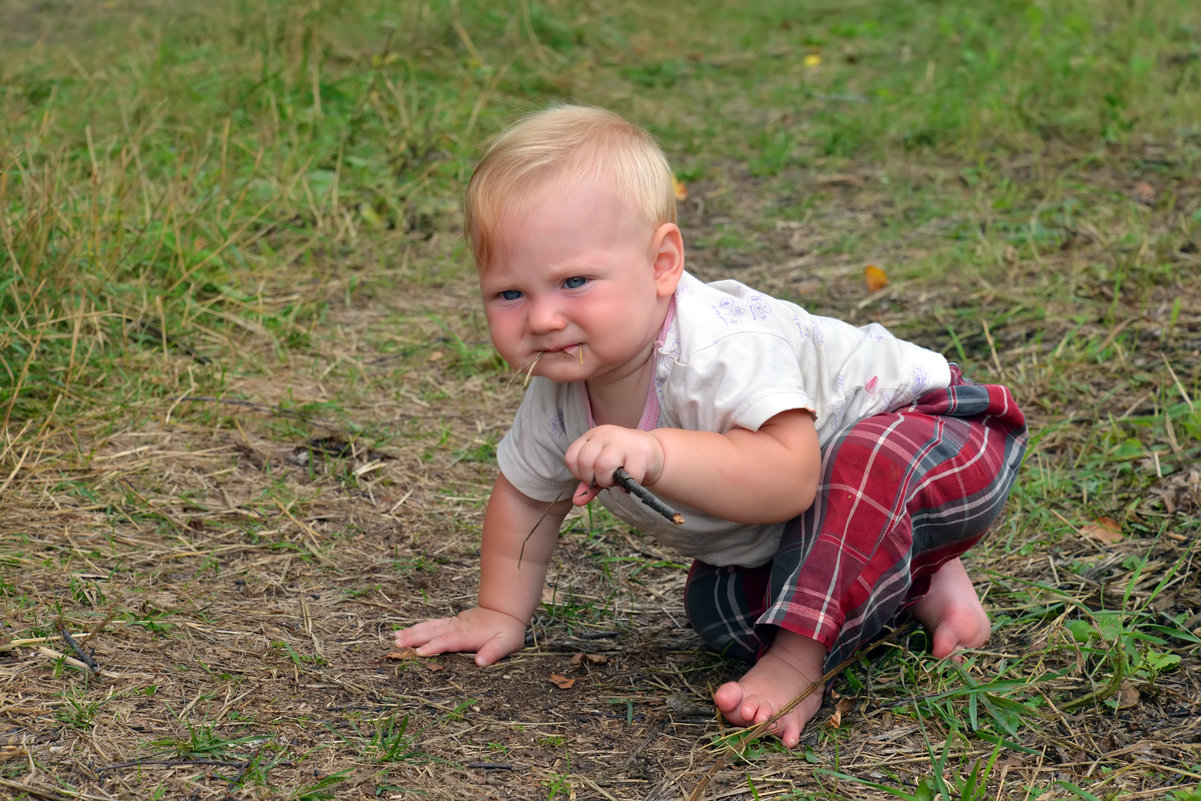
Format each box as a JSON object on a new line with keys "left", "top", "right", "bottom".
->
{"left": 3, "top": 0, "right": 1201, "bottom": 799}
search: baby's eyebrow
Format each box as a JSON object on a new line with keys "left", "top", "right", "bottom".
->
{"left": 546, "top": 267, "right": 597, "bottom": 285}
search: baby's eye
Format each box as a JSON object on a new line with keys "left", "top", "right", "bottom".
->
{"left": 499, "top": 289, "right": 523, "bottom": 301}
{"left": 563, "top": 276, "right": 587, "bottom": 289}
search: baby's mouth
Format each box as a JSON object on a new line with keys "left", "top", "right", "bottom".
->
{"left": 514, "top": 344, "right": 584, "bottom": 389}
{"left": 543, "top": 343, "right": 584, "bottom": 361}
{"left": 561, "top": 344, "right": 584, "bottom": 364}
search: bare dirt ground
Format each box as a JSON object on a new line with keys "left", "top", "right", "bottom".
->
{"left": 3, "top": 151, "right": 1200, "bottom": 800}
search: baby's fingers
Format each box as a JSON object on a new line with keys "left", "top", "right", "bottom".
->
{"left": 412, "top": 626, "right": 475, "bottom": 658}
{"left": 573, "top": 480, "right": 600, "bottom": 506}
{"left": 474, "top": 628, "right": 527, "bottom": 667}
{"left": 394, "top": 608, "right": 527, "bottom": 665}
{"left": 393, "top": 619, "right": 445, "bottom": 650}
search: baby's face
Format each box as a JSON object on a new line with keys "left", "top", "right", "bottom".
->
{"left": 478, "top": 180, "right": 668, "bottom": 387}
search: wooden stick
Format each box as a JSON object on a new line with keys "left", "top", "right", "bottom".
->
{"left": 57, "top": 622, "right": 100, "bottom": 674}
{"left": 76, "top": 610, "right": 119, "bottom": 650}
{"left": 35, "top": 646, "right": 120, "bottom": 678}
{"left": 612, "top": 468, "right": 684, "bottom": 525}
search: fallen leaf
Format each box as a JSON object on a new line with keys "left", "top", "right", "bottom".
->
{"left": 1132, "top": 181, "right": 1155, "bottom": 205}
{"left": 864, "top": 264, "right": 889, "bottom": 292}
{"left": 1117, "top": 680, "right": 1139, "bottom": 709}
{"left": 549, "top": 672, "right": 575, "bottom": 689}
{"left": 1080, "top": 517, "right": 1122, "bottom": 544}
{"left": 804, "top": 53, "right": 822, "bottom": 67}
{"left": 570, "top": 652, "right": 608, "bottom": 667}
{"left": 424, "top": 661, "right": 444, "bottom": 672}
{"left": 672, "top": 175, "right": 689, "bottom": 201}
{"left": 826, "top": 696, "right": 854, "bottom": 728}
{"left": 385, "top": 648, "right": 418, "bottom": 660}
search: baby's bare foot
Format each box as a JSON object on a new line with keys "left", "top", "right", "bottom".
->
{"left": 712, "top": 631, "right": 826, "bottom": 748}
{"left": 912, "top": 557, "right": 990, "bottom": 659}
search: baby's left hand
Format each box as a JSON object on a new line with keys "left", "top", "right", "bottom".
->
{"left": 565, "top": 425, "right": 664, "bottom": 505}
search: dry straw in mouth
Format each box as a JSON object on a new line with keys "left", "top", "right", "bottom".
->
{"left": 507, "top": 351, "right": 544, "bottom": 390}
{"left": 511, "top": 345, "right": 582, "bottom": 389}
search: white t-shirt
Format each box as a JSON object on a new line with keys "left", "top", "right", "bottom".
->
{"left": 497, "top": 272, "right": 951, "bottom": 567}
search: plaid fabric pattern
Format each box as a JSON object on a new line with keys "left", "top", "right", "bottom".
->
{"left": 684, "top": 366, "right": 1028, "bottom": 673}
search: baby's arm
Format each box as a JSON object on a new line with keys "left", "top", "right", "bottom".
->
{"left": 566, "top": 408, "right": 820, "bottom": 525}
{"left": 393, "top": 472, "right": 572, "bottom": 666}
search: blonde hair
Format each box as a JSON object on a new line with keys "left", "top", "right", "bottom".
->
{"left": 464, "top": 105, "right": 677, "bottom": 270}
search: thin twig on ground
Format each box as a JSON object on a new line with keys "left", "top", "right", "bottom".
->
{"left": 57, "top": 622, "right": 100, "bottom": 674}
{"left": 686, "top": 621, "right": 915, "bottom": 801}
{"left": 96, "top": 758, "right": 246, "bottom": 773}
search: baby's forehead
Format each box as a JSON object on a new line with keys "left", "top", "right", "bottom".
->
{"left": 498, "top": 174, "right": 622, "bottom": 224}
{"left": 531, "top": 167, "right": 618, "bottom": 202}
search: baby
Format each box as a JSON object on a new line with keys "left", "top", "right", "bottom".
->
{"left": 394, "top": 105, "right": 1027, "bottom": 746}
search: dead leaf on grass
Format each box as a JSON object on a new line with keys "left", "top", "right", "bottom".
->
{"left": 386, "top": 648, "right": 418, "bottom": 660}
{"left": 827, "top": 696, "right": 854, "bottom": 728}
{"left": 386, "top": 648, "right": 443, "bottom": 670}
{"left": 864, "top": 264, "right": 888, "bottom": 292}
{"left": 570, "top": 652, "right": 607, "bottom": 667}
{"left": 1149, "top": 467, "right": 1201, "bottom": 515}
{"left": 1117, "top": 680, "right": 1140, "bottom": 709}
{"left": 672, "top": 175, "right": 688, "bottom": 201}
{"left": 549, "top": 672, "right": 576, "bottom": 689}
{"left": 1132, "top": 181, "right": 1156, "bottom": 205}
{"left": 1080, "top": 517, "right": 1123, "bottom": 544}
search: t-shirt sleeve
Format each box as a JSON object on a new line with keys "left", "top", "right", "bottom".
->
{"left": 668, "top": 330, "right": 817, "bottom": 433}
{"left": 495, "top": 380, "right": 579, "bottom": 502}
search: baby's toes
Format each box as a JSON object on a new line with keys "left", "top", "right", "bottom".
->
{"left": 931, "top": 628, "right": 961, "bottom": 660}
{"left": 714, "top": 682, "right": 753, "bottom": 725}
{"left": 749, "top": 698, "right": 777, "bottom": 728}
{"left": 779, "top": 715, "right": 803, "bottom": 748}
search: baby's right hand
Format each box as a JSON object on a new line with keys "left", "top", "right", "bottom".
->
{"left": 565, "top": 424, "right": 666, "bottom": 505}
{"left": 393, "top": 606, "right": 527, "bottom": 667}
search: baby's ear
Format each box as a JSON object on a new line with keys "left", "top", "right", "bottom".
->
{"left": 651, "top": 223, "right": 685, "bottom": 297}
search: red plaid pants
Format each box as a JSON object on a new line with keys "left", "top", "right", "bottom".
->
{"left": 684, "top": 367, "right": 1027, "bottom": 672}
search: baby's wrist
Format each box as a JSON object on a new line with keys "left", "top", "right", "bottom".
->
{"left": 475, "top": 601, "right": 531, "bottom": 629}
{"left": 644, "top": 430, "right": 669, "bottom": 486}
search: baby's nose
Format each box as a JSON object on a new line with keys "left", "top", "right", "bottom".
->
{"left": 527, "top": 300, "right": 567, "bottom": 332}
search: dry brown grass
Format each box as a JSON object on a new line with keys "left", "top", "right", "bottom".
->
{"left": 3, "top": 1, "right": 1200, "bottom": 798}
{"left": 4, "top": 167, "right": 1200, "bottom": 796}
